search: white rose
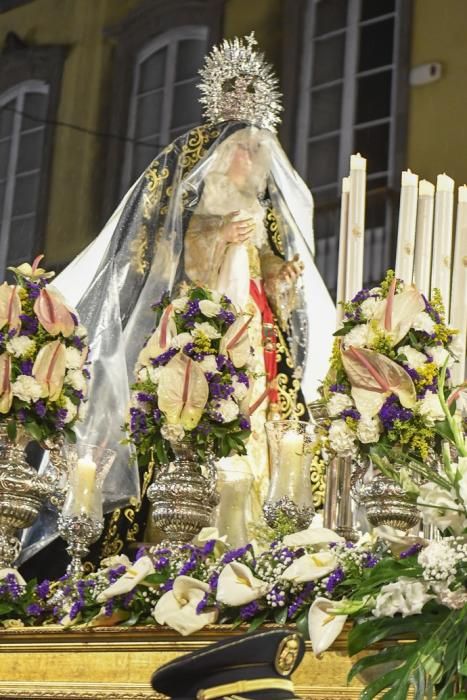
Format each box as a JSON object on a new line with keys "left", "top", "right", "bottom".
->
{"left": 172, "top": 297, "right": 189, "bottom": 312}
{"left": 199, "top": 299, "right": 221, "bottom": 318}
{"left": 64, "top": 369, "right": 87, "bottom": 394}
{"left": 328, "top": 419, "right": 357, "bottom": 456}
{"left": 397, "top": 345, "right": 427, "bottom": 370}
{"left": 412, "top": 312, "right": 435, "bottom": 335}
{"left": 356, "top": 416, "right": 381, "bottom": 444}
{"left": 427, "top": 345, "right": 454, "bottom": 368}
{"left": 417, "top": 482, "right": 466, "bottom": 534}
{"left": 373, "top": 577, "right": 433, "bottom": 618}
{"left": 327, "top": 392, "right": 353, "bottom": 417}
{"left": 75, "top": 324, "right": 88, "bottom": 339}
{"left": 199, "top": 355, "right": 219, "bottom": 374}
{"left": 63, "top": 397, "right": 77, "bottom": 424}
{"left": 172, "top": 332, "right": 193, "bottom": 350}
{"left": 418, "top": 391, "right": 445, "bottom": 426}
{"left": 232, "top": 377, "right": 248, "bottom": 401}
{"left": 12, "top": 375, "right": 43, "bottom": 404}
{"left": 6, "top": 336, "right": 36, "bottom": 358}
{"left": 342, "top": 323, "right": 369, "bottom": 349}
{"left": 65, "top": 346, "right": 82, "bottom": 369}
{"left": 360, "top": 296, "right": 380, "bottom": 320}
{"left": 217, "top": 399, "right": 239, "bottom": 423}
{"left": 194, "top": 322, "right": 221, "bottom": 340}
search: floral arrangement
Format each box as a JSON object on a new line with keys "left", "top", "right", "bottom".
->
{"left": 323, "top": 270, "right": 460, "bottom": 460}
{"left": 125, "top": 285, "right": 252, "bottom": 463}
{"left": 0, "top": 256, "right": 89, "bottom": 444}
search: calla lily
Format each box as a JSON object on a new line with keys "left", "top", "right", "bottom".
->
{"left": 372, "top": 525, "right": 427, "bottom": 556}
{"left": 216, "top": 562, "right": 271, "bottom": 606}
{"left": 137, "top": 304, "right": 177, "bottom": 367}
{"left": 0, "top": 353, "right": 12, "bottom": 413}
{"left": 154, "top": 576, "right": 218, "bottom": 636}
{"left": 282, "top": 526, "right": 344, "bottom": 548}
{"left": 308, "top": 597, "right": 348, "bottom": 656}
{"left": 192, "top": 527, "right": 228, "bottom": 558}
{"left": 32, "top": 339, "right": 67, "bottom": 401}
{"left": 341, "top": 346, "right": 416, "bottom": 418}
{"left": 0, "top": 282, "right": 22, "bottom": 332}
{"left": 34, "top": 286, "right": 76, "bottom": 337}
{"left": 280, "top": 551, "right": 338, "bottom": 584}
{"left": 370, "top": 283, "right": 424, "bottom": 347}
{"left": 96, "top": 555, "right": 155, "bottom": 602}
{"left": 158, "top": 353, "right": 209, "bottom": 429}
{"left": 0, "top": 568, "right": 26, "bottom": 586}
{"left": 219, "top": 314, "right": 252, "bottom": 367}
{"left": 8, "top": 254, "right": 55, "bottom": 280}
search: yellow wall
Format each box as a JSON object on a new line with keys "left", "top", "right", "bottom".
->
{"left": 224, "top": 0, "right": 282, "bottom": 67}
{"left": 407, "top": 0, "right": 467, "bottom": 186}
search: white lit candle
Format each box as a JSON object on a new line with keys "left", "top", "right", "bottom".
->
{"left": 278, "top": 431, "right": 304, "bottom": 496}
{"left": 413, "top": 179, "right": 435, "bottom": 295}
{"left": 344, "top": 154, "right": 367, "bottom": 302}
{"left": 336, "top": 177, "right": 350, "bottom": 325}
{"left": 431, "top": 173, "right": 454, "bottom": 312}
{"left": 450, "top": 185, "right": 467, "bottom": 384}
{"left": 395, "top": 170, "right": 419, "bottom": 284}
{"left": 74, "top": 455, "right": 97, "bottom": 514}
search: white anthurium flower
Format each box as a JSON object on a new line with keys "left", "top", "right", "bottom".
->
{"left": 0, "top": 568, "right": 26, "bottom": 586}
{"left": 308, "top": 597, "right": 348, "bottom": 656}
{"left": 216, "top": 562, "right": 272, "bottom": 607}
{"left": 280, "top": 551, "right": 338, "bottom": 584}
{"left": 154, "top": 576, "right": 217, "bottom": 636}
{"left": 192, "top": 527, "right": 227, "bottom": 546}
{"left": 199, "top": 299, "right": 221, "bottom": 318}
{"left": 282, "top": 526, "right": 344, "bottom": 548}
{"left": 96, "top": 555, "right": 155, "bottom": 602}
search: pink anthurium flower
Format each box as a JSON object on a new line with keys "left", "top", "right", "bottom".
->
{"left": 32, "top": 339, "right": 67, "bottom": 401}
{"left": 8, "top": 254, "right": 55, "bottom": 280}
{"left": 137, "top": 304, "right": 176, "bottom": 367}
{"left": 0, "top": 282, "right": 22, "bottom": 332}
{"left": 219, "top": 314, "right": 253, "bottom": 367}
{"left": 0, "top": 353, "right": 12, "bottom": 413}
{"left": 158, "top": 353, "right": 209, "bottom": 429}
{"left": 34, "top": 286, "right": 76, "bottom": 337}
{"left": 370, "top": 282, "right": 424, "bottom": 347}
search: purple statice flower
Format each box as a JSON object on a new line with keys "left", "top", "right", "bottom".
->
{"left": 400, "top": 364, "right": 420, "bottom": 382}
{"left": 83, "top": 368, "right": 91, "bottom": 379}
{"left": 201, "top": 539, "right": 216, "bottom": 556}
{"left": 69, "top": 600, "right": 83, "bottom": 620}
{"left": 33, "top": 400, "right": 47, "bottom": 418}
{"left": 378, "top": 395, "right": 413, "bottom": 430}
{"left": 183, "top": 343, "right": 205, "bottom": 362}
{"left": 325, "top": 567, "right": 345, "bottom": 594}
{"left": 104, "top": 599, "right": 115, "bottom": 616}
{"left": 235, "top": 371, "right": 249, "bottom": 386}
{"left": 210, "top": 410, "right": 224, "bottom": 424}
{"left": 341, "top": 408, "right": 361, "bottom": 420}
{"left": 20, "top": 359, "right": 33, "bottom": 375}
{"left": 161, "top": 579, "right": 174, "bottom": 593}
{"left": 222, "top": 544, "right": 253, "bottom": 564}
{"left": 7, "top": 329, "right": 17, "bottom": 338}
{"left": 151, "top": 347, "right": 178, "bottom": 367}
{"left": 287, "top": 582, "right": 315, "bottom": 619}
{"left": 123, "top": 590, "right": 136, "bottom": 608}
{"left": 181, "top": 299, "right": 200, "bottom": 328}
{"left": 218, "top": 309, "right": 235, "bottom": 326}
{"left": 17, "top": 408, "right": 28, "bottom": 423}
{"left": 36, "top": 580, "right": 50, "bottom": 600}
{"left": 216, "top": 354, "right": 236, "bottom": 375}
{"left": 24, "top": 280, "right": 41, "bottom": 299}
{"left": 422, "top": 295, "right": 441, "bottom": 324}
{"left": 267, "top": 585, "right": 286, "bottom": 607}
{"left": 19, "top": 314, "right": 38, "bottom": 336}
{"left": 195, "top": 421, "right": 210, "bottom": 435}
{"left": 26, "top": 603, "right": 43, "bottom": 617}
{"left": 351, "top": 288, "right": 371, "bottom": 304}
{"left": 108, "top": 565, "right": 127, "bottom": 584}
{"left": 329, "top": 384, "right": 346, "bottom": 393}
{"left": 208, "top": 571, "right": 219, "bottom": 590}
{"left": 239, "top": 415, "right": 251, "bottom": 431}
{"left": 178, "top": 555, "right": 198, "bottom": 576}
{"left": 345, "top": 541, "right": 355, "bottom": 549}
{"left": 153, "top": 407, "right": 161, "bottom": 422}
{"left": 362, "top": 553, "right": 379, "bottom": 568}
{"left": 400, "top": 543, "right": 423, "bottom": 559}
{"left": 155, "top": 556, "right": 170, "bottom": 571}
{"left": 137, "top": 391, "right": 155, "bottom": 404}
{"left": 76, "top": 579, "right": 88, "bottom": 598}
{"left": 196, "top": 593, "right": 209, "bottom": 615}
{"left": 73, "top": 389, "right": 84, "bottom": 401}
{"left": 54, "top": 407, "right": 68, "bottom": 430}
{"left": 239, "top": 600, "right": 261, "bottom": 621}
{"left": 130, "top": 407, "right": 148, "bottom": 436}
{"left": 208, "top": 376, "right": 235, "bottom": 400}
{"left": 72, "top": 335, "right": 85, "bottom": 351}
{"left": 135, "top": 546, "right": 147, "bottom": 561}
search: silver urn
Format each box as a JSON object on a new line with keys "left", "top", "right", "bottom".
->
{"left": 0, "top": 426, "right": 52, "bottom": 566}
{"left": 147, "top": 440, "right": 219, "bottom": 544}
{"left": 357, "top": 474, "right": 420, "bottom": 531}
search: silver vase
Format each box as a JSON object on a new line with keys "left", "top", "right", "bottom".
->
{"left": 147, "top": 440, "right": 219, "bottom": 544}
{"left": 0, "top": 426, "right": 52, "bottom": 566}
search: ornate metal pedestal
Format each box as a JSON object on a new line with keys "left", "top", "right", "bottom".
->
{"left": 57, "top": 513, "right": 104, "bottom": 577}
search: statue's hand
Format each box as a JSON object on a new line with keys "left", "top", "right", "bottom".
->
{"left": 278, "top": 254, "right": 304, "bottom": 283}
{"left": 221, "top": 211, "right": 255, "bottom": 244}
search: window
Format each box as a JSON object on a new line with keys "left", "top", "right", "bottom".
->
{"left": 0, "top": 80, "right": 49, "bottom": 272}
{"left": 294, "top": 0, "right": 411, "bottom": 296}
{"left": 121, "top": 26, "right": 208, "bottom": 191}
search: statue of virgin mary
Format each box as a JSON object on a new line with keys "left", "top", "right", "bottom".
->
{"left": 22, "top": 34, "right": 335, "bottom": 567}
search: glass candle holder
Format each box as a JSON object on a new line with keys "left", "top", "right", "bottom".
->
{"left": 58, "top": 443, "right": 115, "bottom": 577}
{"left": 264, "top": 420, "right": 315, "bottom": 531}
{"left": 213, "top": 468, "right": 253, "bottom": 548}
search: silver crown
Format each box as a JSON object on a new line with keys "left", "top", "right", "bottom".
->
{"left": 198, "top": 32, "right": 282, "bottom": 132}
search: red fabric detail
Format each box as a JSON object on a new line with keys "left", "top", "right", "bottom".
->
{"left": 249, "top": 280, "right": 278, "bottom": 404}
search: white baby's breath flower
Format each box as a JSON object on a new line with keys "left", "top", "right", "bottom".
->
{"left": 418, "top": 391, "right": 445, "bottom": 426}
{"left": 360, "top": 296, "right": 380, "bottom": 320}
{"left": 199, "top": 299, "right": 221, "bottom": 318}
{"left": 217, "top": 398, "right": 239, "bottom": 423}
{"left": 12, "top": 375, "right": 43, "bottom": 403}
{"left": 194, "top": 322, "right": 221, "bottom": 340}
{"left": 427, "top": 345, "right": 454, "bottom": 368}
{"left": 418, "top": 540, "right": 467, "bottom": 586}
{"left": 412, "top": 311, "right": 435, "bottom": 335}
{"left": 342, "top": 323, "right": 369, "bottom": 349}
{"left": 356, "top": 416, "right": 381, "bottom": 444}
{"left": 6, "top": 336, "right": 35, "bottom": 358}
{"left": 63, "top": 397, "right": 77, "bottom": 424}
{"left": 328, "top": 419, "right": 357, "bottom": 456}
{"left": 199, "top": 355, "right": 219, "bottom": 374}
{"left": 65, "top": 346, "right": 82, "bottom": 369}
{"left": 327, "top": 392, "right": 353, "bottom": 417}
{"left": 64, "top": 369, "right": 87, "bottom": 394}
{"left": 172, "top": 297, "right": 189, "bottom": 312}
{"left": 372, "top": 577, "right": 433, "bottom": 618}
{"left": 397, "top": 345, "right": 427, "bottom": 370}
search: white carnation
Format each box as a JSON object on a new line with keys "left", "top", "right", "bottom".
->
{"left": 217, "top": 399, "right": 239, "bottom": 423}
{"left": 65, "top": 346, "right": 82, "bottom": 369}
{"left": 412, "top": 311, "right": 435, "bottom": 335}
{"left": 418, "top": 391, "right": 445, "bottom": 426}
{"left": 342, "top": 323, "right": 369, "bottom": 349}
{"left": 172, "top": 332, "right": 193, "bottom": 349}
{"left": 232, "top": 377, "right": 248, "bottom": 401}
{"left": 327, "top": 392, "right": 353, "bottom": 417}
{"left": 372, "top": 577, "right": 433, "bottom": 618}
{"left": 417, "top": 482, "right": 466, "bottom": 534}
{"left": 160, "top": 424, "right": 185, "bottom": 442}
{"left": 75, "top": 324, "right": 88, "bottom": 339}
{"left": 63, "top": 397, "right": 78, "bottom": 424}
{"left": 6, "top": 336, "right": 36, "bottom": 358}
{"left": 328, "top": 419, "right": 357, "bottom": 456}
{"left": 64, "top": 369, "right": 87, "bottom": 394}
{"left": 78, "top": 401, "right": 88, "bottom": 422}
{"left": 199, "top": 299, "right": 221, "bottom": 318}
{"left": 199, "top": 355, "right": 219, "bottom": 374}
{"left": 171, "top": 297, "right": 189, "bottom": 312}
{"left": 397, "top": 345, "right": 427, "bottom": 370}
{"left": 427, "top": 345, "right": 454, "bottom": 368}
{"left": 12, "top": 375, "right": 43, "bottom": 403}
{"left": 194, "top": 322, "right": 221, "bottom": 340}
{"left": 360, "top": 296, "right": 380, "bottom": 320}
{"left": 356, "top": 416, "right": 381, "bottom": 444}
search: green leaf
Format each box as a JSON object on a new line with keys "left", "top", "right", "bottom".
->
{"left": 359, "top": 665, "right": 411, "bottom": 700}
{"left": 25, "top": 421, "right": 43, "bottom": 441}
{"left": 143, "top": 573, "right": 167, "bottom": 586}
{"left": 274, "top": 606, "right": 288, "bottom": 625}
{"left": 247, "top": 610, "right": 269, "bottom": 633}
{"left": 6, "top": 420, "right": 17, "bottom": 442}
{"left": 348, "top": 642, "right": 418, "bottom": 683}
{"left": 294, "top": 608, "right": 310, "bottom": 640}
{"left": 0, "top": 602, "right": 15, "bottom": 615}
{"left": 348, "top": 613, "right": 446, "bottom": 656}
{"left": 120, "top": 610, "right": 141, "bottom": 626}
{"left": 63, "top": 426, "right": 77, "bottom": 444}
{"left": 459, "top": 660, "right": 467, "bottom": 676}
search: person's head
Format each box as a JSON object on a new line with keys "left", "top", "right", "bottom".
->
{"left": 210, "top": 127, "right": 272, "bottom": 195}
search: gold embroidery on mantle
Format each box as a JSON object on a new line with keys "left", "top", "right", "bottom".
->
{"left": 266, "top": 207, "right": 284, "bottom": 256}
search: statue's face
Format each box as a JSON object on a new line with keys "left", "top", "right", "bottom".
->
{"left": 228, "top": 143, "right": 254, "bottom": 181}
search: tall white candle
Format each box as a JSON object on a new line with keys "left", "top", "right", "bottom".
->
{"left": 450, "top": 185, "right": 467, "bottom": 384}
{"left": 395, "top": 170, "right": 419, "bottom": 284}
{"left": 413, "top": 179, "right": 435, "bottom": 295}
{"left": 431, "top": 173, "right": 454, "bottom": 313}
{"left": 74, "top": 455, "right": 97, "bottom": 514}
{"left": 345, "top": 154, "right": 367, "bottom": 302}
{"left": 278, "top": 431, "right": 304, "bottom": 496}
{"left": 336, "top": 177, "right": 350, "bottom": 325}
